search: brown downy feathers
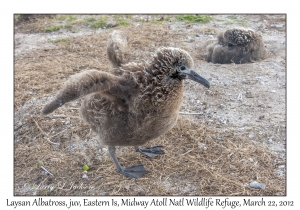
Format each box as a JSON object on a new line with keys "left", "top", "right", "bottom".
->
{"left": 205, "top": 28, "right": 268, "bottom": 64}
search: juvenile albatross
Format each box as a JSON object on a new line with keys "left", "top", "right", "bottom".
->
{"left": 42, "top": 33, "right": 210, "bottom": 178}
{"left": 205, "top": 28, "right": 268, "bottom": 64}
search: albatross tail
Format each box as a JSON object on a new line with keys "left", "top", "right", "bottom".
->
{"left": 42, "top": 70, "right": 121, "bottom": 115}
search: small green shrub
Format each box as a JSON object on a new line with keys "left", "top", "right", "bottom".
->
{"left": 82, "top": 165, "right": 90, "bottom": 171}
{"left": 67, "top": 16, "right": 77, "bottom": 22}
{"left": 91, "top": 16, "right": 107, "bottom": 29}
{"left": 44, "top": 25, "right": 62, "bottom": 32}
{"left": 118, "top": 19, "right": 129, "bottom": 26}
{"left": 57, "top": 15, "right": 68, "bottom": 20}
{"left": 85, "top": 17, "right": 97, "bottom": 22}
{"left": 227, "top": 15, "right": 238, "bottom": 20}
{"left": 175, "top": 15, "right": 212, "bottom": 23}
{"left": 124, "top": 14, "right": 132, "bottom": 19}
{"left": 48, "top": 38, "right": 70, "bottom": 45}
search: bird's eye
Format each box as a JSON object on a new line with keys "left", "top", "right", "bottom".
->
{"left": 180, "top": 66, "right": 186, "bottom": 70}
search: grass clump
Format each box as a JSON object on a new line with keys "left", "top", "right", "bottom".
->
{"left": 92, "top": 16, "right": 108, "bottom": 29}
{"left": 227, "top": 15, "right": 238, "bottom": 19}
{"left": 67, "top": 15, "right": 77, "bottom": 22}
{"left": 48, "top": 38, "right": 70, "bottom": 45}
{"left": 164, "top": 16, "right": 171, "bottom": 21}
{"left": 176, "top": 15, "right": 212, "bottom": 23}
{"left": 125, "top": 14, "right": 132, "bottom": 18}
{"left": 56, "top": 15, "right": 77, "bottom": 22}
{"left": 85, "top": 17, "right": 97, "bottom": 22}
{"left": 57, "top": 15, "right": 68, "bottom": 20}
{"left": 225, "top": 20, "right": 235, "bottom": 25}
{"left": 118, "top": 18, "right": 130, "bottom": 26}
{"left": 44, "top": 25, "right": 62, "bottom": 32}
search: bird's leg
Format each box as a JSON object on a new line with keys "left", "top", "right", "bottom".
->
{"left": 135, "top": 146, "right": 164, "bottom": 158}
{"left": 108, "top": 146, "right": 148, "bottom": 179}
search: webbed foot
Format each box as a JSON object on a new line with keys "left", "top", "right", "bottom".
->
{"left": 135, "top": 146, "right": 164, "bottom": 158}
{"left": 119, "top": 164, "right": 149, "bottom": 179}
{"left": 108, "top": 146, "right": 149, "bottom": 179}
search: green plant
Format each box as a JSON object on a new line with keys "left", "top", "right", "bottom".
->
{"left": 235, "top": 19, "right": 246, "bottom": 26}
{"left": 48, "top": 38, "right": 70, "bottom": 45}
{"left": 164, "top": 17, "right": 171, "bottom": 21}
{"left": 124, "top": 14, "right": 132, "bottom": 19}
{"left": 118, "top": 19, "right": 129, "bottom": 26}
{"left": 91, "top": 16, "right": 107, "bottom": 29}
{"left": 57, "top": 15, "right": 68, "bottom": 20}
{"left": 227, "top": 15, "right": 237, "bottom": 20}
{"left": 67, "top": 16, "right": 77, "bottom": 22}
{"left": 44, "top": 190, "right": 50, "bottom": 196}
{"left": 225, "top": 21, "right": 235, "bottom": 25}
{"left": 82, "top": 165, "right": 89, "bottom": 171}
{"left": 44, "top": 25, "right": 62, "bottom": 32}
{"left": 175, "top": 15, "right": 212, "bottom": 23}
{"left": 85, "top": 17, "right": 97, "bottom": 22}
{"left": 149, "top": 20, "right": 164, "bottom": 25}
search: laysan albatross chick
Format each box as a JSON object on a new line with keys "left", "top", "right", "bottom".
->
{"left": 205, "top": 28, "right": 268, "bottom": 64}
{"left": 42, "top": 46, "right": 210, "bottom": 179}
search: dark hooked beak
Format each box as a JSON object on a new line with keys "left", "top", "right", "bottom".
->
{"left": 181, "top": 69, "right": 210, "bottom": 88}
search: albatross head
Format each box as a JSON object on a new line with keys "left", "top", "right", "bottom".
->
{"left": 154, "top": 47, "right": 210, "bottom": 88}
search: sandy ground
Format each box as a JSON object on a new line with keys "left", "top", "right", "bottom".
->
{"left": 14, "top": 14, "right": 286, "bottom": 196}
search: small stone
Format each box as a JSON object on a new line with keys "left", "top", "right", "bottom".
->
{"left": 82, "top": 174, "right": 88, "bottom": 179}
{"left": 28, "top": 91, "right": 36, "bottom": 95}
{"left": 250, "top": 181, "right": 266, "bottom": 190}
{"left": 245, "top": 92, "right": 254, "bottom": 98}
{"left": 198, "top": 143, "right": 207, "bottom": 150}
{"left": 137, "top": 189, "right": 146, "bottom": 196}
{"left": 94, "top": 175, "right": 103, "bottom": 181}
{"left": 219, "top": 104, "right": 225, "bottom": 109}
{"left": 272, "top": 24, "right": 284, "bottom": 28}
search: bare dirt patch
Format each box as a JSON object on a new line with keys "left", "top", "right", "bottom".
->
{"left": 14, "top": 14, "right": 286, "bottom": 196}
